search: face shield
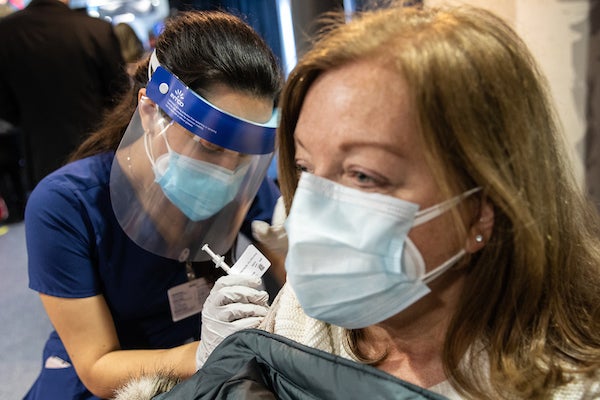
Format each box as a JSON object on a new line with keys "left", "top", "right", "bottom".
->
{"left": 110, "top": 64, "right": 277, "bottom": 262}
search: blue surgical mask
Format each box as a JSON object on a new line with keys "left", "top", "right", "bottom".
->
{"left": 146, "top": 129, "right": 248, "bottom": 221}
{"left": 284, "top": 172, "right": 480, "bottom": 329}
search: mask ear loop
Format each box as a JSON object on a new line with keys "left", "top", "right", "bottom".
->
{"left": 411, "top": 187, "right": 482, "bottom": 284}
{"left": 413, "top": 187, "right": 482, "bottom": 227}
{"left": 421, "top": 249, "right": 466, "bottom": 284}
{"left": 144, "top": 120, "right": 173, "bottom": 172}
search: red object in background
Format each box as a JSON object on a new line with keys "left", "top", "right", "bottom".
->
{"left": 8, "top": 0, "right": 24, "bottom": 9}
{"left": 0, "top": 196, "right": 8, "bottom": 221}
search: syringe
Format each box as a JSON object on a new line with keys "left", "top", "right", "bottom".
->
{"left": 201, "top": 244, "right": 232, "bottom": 274}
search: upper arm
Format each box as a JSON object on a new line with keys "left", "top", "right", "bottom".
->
{"left": 39, "top": 294, "right": 120, "bottom": 386}
{"left": 40, "top": 294, "right": 198, "bottom": 398}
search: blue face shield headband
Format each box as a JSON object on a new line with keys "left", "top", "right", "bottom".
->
{"left": 145, "top": 65, "right": 277, "bottom": 155}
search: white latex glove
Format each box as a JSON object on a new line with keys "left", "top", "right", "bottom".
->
{"left": 251, "top": 196, "right": 288, "bottom": 256}
{"left": 195, "top": 274, "right": 269, "bottom": 370}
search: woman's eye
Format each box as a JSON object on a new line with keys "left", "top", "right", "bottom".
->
{"left": 294, "top": 163, "right": 311, "bottom": 174}
{"left": 347, "top": 170, "right": 382, "bottom": 188}
{"left": 353, "top": 171, "right": 374, "bottom": 183}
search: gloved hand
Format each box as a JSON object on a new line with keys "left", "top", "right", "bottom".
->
{"left": 196, "top": 274, "right": 269, "bottom": 370}
{"left": 251, "top": 196, "right": 288, "bottom": 257}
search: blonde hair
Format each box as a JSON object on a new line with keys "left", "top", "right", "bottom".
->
{"left": 277, "top": 4, "right": 600, "bottom": 399}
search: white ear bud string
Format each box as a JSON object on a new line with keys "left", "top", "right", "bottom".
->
{"left": 143, "top": 120, "right": 172, "bottom": 171}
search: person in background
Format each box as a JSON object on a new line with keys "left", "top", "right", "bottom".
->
{"left": 143, "top": 3, "right": 600, "bottom": 400}
{"left": 24, "top": 10, "right": 283, "bottom": 400}
{"left": 0, "top": 119, "right": 27, "bottom": 222}
{"left": 0, "top": 0, "right": 128, "bottom": 190}
{"left": 0, "top": 0, "right": 15, "bottom": 17}
{"left": 114, "top": 22, "right": 146, "bottom": 76}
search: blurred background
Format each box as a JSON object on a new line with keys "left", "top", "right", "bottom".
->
{"left": 1, "top": 0, "right": 598, "bottom": 398}
{"left": 1, "top": 0, "right": 599, "bottom": 221}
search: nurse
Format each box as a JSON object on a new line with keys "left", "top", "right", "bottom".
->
{"left": 24, "top": 10, "right": 282, "bottom": 400}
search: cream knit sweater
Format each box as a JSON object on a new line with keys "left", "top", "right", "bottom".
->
{"left": 260, "top": 283, "right": 599, "bottom": 400}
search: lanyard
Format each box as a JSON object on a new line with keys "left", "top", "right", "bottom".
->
{"left": 185, "top": 260, "right": 196, "bottom": 281}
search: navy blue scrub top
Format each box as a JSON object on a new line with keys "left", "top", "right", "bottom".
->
{"left": 24, "top": 151, "right": 280, "bottom": 399}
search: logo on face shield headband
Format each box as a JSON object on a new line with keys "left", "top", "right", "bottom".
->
{"left": 170, "top": 90, "right": 185, "bottom": 107}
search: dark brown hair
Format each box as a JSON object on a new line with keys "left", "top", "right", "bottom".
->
{"left": 69, "top": 10, "right": 282, "bottom": 162}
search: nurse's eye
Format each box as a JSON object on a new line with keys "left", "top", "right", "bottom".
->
{"left": 197, "top": 139, "right": 225, "bottom": 154}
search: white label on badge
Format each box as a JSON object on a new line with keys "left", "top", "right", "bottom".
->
{"left": 230, "top": 244, "right": 271, "bottom": 277}
{"left": 167, "top": 277, "right": 211, "bottom": 322}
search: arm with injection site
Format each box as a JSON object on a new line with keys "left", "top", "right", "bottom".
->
{"left": 251, "top": 196, "right": 288, "bottom": 284}
{"left": 196, "top": 245, "right": 270, "bottom": 369}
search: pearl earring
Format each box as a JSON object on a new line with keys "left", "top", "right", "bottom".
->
{"left": 475, "top": 234, "right": 484, "bottom": 243}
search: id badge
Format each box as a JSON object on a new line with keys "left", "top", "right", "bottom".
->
{"left": 167, "top": 277, "right": 211, "bottom": 322}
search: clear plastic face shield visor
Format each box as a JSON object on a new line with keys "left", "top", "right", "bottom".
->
{"left": 110, "top": 63, "right": 277, "bottom": 262}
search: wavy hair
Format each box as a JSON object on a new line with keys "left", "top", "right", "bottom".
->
{"left": 277, "top": 4, "right": 600, "bottom": 399}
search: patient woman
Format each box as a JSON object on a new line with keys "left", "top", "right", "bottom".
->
{"left": 260, "top": 4, "right": 600, "bottom": 400}
{"left": 117, "top": 3, "right": 600, "bottom": 400}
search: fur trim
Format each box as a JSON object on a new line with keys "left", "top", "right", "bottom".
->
{"left": 112, "top": 374, "right": 181, "bottom": 400}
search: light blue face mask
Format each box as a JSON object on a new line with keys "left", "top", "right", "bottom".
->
{"left": 146, "top": 129, "right": 248, "bottom": 221}
{"left": 284, "top": 172, "right": 481, "bottom": 329}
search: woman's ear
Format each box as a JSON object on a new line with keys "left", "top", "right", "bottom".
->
{"left": 137, "top": 88, "right": 158, "bottom": 132}
{"left": 465, "top": 198, "right": 494, "bottom": 254}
